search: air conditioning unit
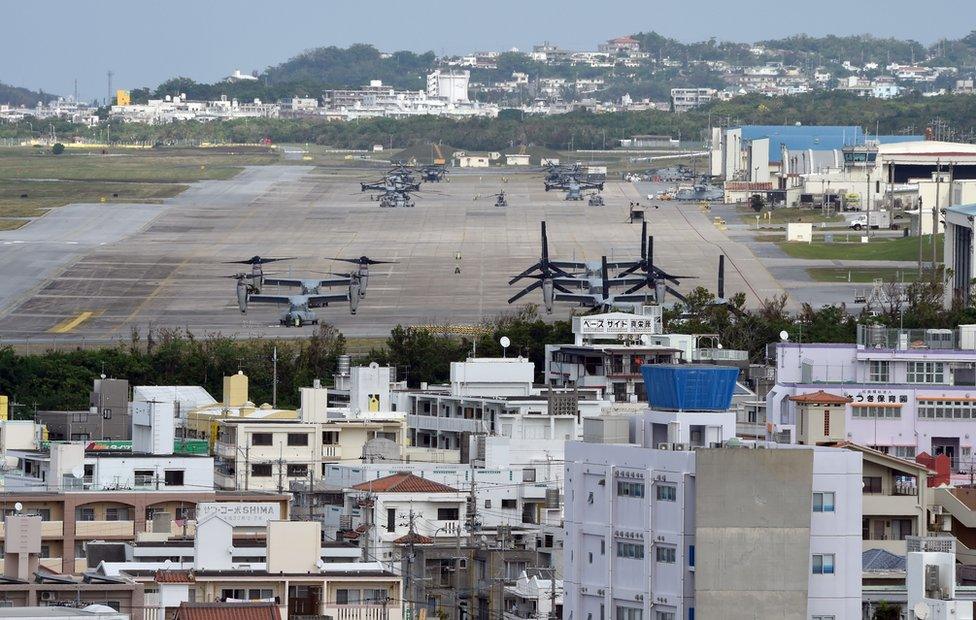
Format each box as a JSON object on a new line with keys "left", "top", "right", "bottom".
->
{"left": 657, "top": 443, "right": 671, "bottom": 451}
{"left": 672, "top": 443, "right": 687, "bottom": 451}
{"left": 40, "top": 592, "right": 55, "bottom": 601}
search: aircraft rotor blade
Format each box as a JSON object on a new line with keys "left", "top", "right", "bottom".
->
{"left": 508, "top": 280, "right": 543, "bottom": 304}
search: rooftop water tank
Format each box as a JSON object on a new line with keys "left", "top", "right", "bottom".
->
{"left": 641, "top": 364, "right": 738, "bottom": 411}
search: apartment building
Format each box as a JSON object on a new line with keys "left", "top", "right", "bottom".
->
{"left": 563, "top": 364, "right": 863, "bottom": 620}
{"left": 0, "top": 514, "right": 144, "bottom": 614}
{"left": 213, "top": 416, "right": 405, "bottom": 492}
{"left": 768, "top": 324, "right": 976, "bottom": 479}
{"left": 670, "top": 88, "right": 717, "bottom": 113}
{"left": 37, "top": 377, "right": 131, "bottom": 441}
{"left": 1, "top": 397, "right": 289, "bottom": 574}
{"left": 339, "top": 473, "right": 467, "bottom": 563}
{"left": 397, "top": 357, "right": 608, "bottom": 452}
{"left": 104, "top": 518, "right": 403, "bottom": 620}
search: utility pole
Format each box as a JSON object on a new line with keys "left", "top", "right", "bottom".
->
{"left": 403, "top": 509, "right": 417, "bottom": 620}
{"left": 933, "top": 160, "right": 942, "bottom": 273}
{"left": 272, "top": 346, "right": 278, "bottom": 408}
{"left": 866, "top": 169, "right": 872, "bottom": 239}
{"left": 244, "top": 444, "right": 250, "bottom": 491}
{"left": 307, "top": 463, "right": 315, "bottom": 520}
{"left": 548, "top": 565, "right": 557, "bottom": 620}
{"left": 277, "top": 443, "right": 284, "bottom": 493}
{"left": 918, "top": 196, "right": 925, "bottom": 278}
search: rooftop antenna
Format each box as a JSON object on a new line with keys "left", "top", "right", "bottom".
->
{"left": 106, "top": 70, "right": 114, "bottom": 106}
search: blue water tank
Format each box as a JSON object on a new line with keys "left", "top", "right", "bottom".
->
{"left": 641, "top": 364, "right": 739, "bottom": 411}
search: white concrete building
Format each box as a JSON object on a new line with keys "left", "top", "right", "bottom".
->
{"left": 5, "top": 401, "right": 214, "bottom": 493}
{"left": 341, "top": 473, "right": 468, "bottom": 564}
{"left": 767, "top": 324, "right": 976, "bottom": 479}
{"left": 397, "top": 357, "right": 609, "bottom": 455}
{"left": 427, "top": 69, "right": 470, "bottom": 103}
{"left": 563, "top": 365, "right": 863, "bottom": 620}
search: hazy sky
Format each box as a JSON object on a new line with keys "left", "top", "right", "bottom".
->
{"left": 2, "top": 0, "right": 973, "bottom": 100}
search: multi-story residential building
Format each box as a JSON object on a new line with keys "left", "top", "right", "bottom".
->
{"left": 339, "top": 473, "right": 467, "bottom": 563}
{"left": 670, "top": 88, "right": 717, "bottom": 112}
{"left": 396, "top": 357, "right": 608, "bottom": 453}
{"left": 0, "top": 488, "right": 289, "bottom": 574}
{"left": 768, "top": 324, "right": 976, "bottom": 479}
{"left": 0, "top": 401, "right": 288, "bottom": 574}
{"left": 0, "top": 514, "right": 144, "bottom": 614}
{"left": 102, "top": 517, "right": 403, "bottom": 619}
{"left": 563, "top": 364, "right": 863, "bottom": 620}
{"left": 213, "top": 415, "right": 406, "bottom": 492}
{"left": 37, "top": 378, "right": 131, "bottom": 441}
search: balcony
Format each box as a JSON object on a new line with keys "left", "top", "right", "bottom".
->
{"left": 323, "top": 444, "right": 340, "bottom": 459}
{"left": 692, "top": 348, "right": 748, "bottom": 362}
{"left": 215, "top": 441, "right": 238, "bottom": 459}
{"left": 41, "top": 521, "right": 63, "bottom": 538}
{"left": 407, "top": 414, "right": 480, "bottom": 433}
{"left": 0, "top": 521, "right": 64, "bottom": 540}
{"left": 75, "top": 520, "right": 134, "bottom": 538}
{"left": 214, "top": 470, "right": 237, "bottom": 490}
{"left": 322, "top": 605, "right": 399, "bottom": 620}
{"left": 862, "top": 494, "right": 921, "bottom": 517}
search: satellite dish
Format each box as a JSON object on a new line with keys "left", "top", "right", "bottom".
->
{"left": 779, "top": 330, "right": 789, "bottom": 342}
{"left": 13, "top": 502, "right": 22, "bottom": 513}
{"left": 499, "top": 336, "right": 511, "bottom": 349}
{"left": 914, "top": 602, "right": 931, "bottom": 620}
{"left": 162, "top": 559, "right": 172, "bottom": 569}
{"left": 71, "top": 465, "right": 85, "bottom": 479}
{"left": 717, "top": 343, "right": 723, "bottom": 350}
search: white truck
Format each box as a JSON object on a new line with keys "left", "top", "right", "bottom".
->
{"left": 849, "top": 211, "right": 892, "bottom": 230}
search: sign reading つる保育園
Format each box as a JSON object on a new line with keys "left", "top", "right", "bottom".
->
{"left": 196, "top": 502, "right": 281, "bottom": 527}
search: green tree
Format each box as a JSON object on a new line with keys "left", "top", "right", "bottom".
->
{"left": 51, "top": 143, "right": 65, "bottom": 155}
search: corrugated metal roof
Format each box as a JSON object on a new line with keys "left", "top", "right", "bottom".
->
{"left": 863, "top": 548, "right": 905, "bottom": 572}
{"left": 174, "top": 602, "right": 281, "bottom": 620}
{"left": 133, "top": 386, "right": 216, "bottom": 411}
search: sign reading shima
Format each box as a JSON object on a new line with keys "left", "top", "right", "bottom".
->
{"left": 196, "top": 502, "right": 281, "bottom": 527}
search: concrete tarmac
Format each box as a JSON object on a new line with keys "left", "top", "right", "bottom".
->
{"left": 0, "top": 165, "right": 794, "bottom": 343}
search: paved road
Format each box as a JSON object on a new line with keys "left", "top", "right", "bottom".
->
{"left": 0, "top": 165, "right": 792, "bottom": 342}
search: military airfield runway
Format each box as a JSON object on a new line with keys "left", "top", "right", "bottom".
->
{"left": 0, "top": 164, "right": 790, "bottom": 343}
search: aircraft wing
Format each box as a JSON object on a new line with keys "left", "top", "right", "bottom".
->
{"left": 316, "top": 278, "right": 350, "bottom": 287}
{"left": 554, "top": 292, "right": 599, "bottom": 305}
{"left": 262, "top": 277, "right": 304, "bottom": 287}
{"left": 605, "top": 260, "right": 639, "bottom": 269}
{"left": 306, "top": 293, "right": 349, "bottom": 308}
{"left": 248, "top": 294, "right": 293, "bottom": 305}
{"left": 550, "top": 260, "right": 587, "bottom": 270}
{"left": 607, "top": 276, "right": 647, "bottom": 287}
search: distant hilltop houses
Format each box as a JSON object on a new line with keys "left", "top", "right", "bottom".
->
{"left": 2, "top": 34, "right": 975, "bottom": 127}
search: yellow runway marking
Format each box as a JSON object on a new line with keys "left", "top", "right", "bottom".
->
{"left": 48, "top": 311, "right": 94, "bottom": 334}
